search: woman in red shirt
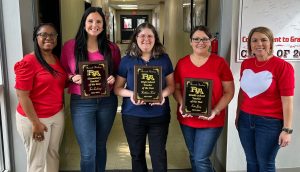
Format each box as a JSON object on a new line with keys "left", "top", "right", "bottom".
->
{"left": 174, "top": 25, "right": 234, "bottom": 171}
{"left": 14, "top": 23, "right": 67, "bottom": 172}
{"left": 236, "top": 26, "right": 295, "bottom": 172}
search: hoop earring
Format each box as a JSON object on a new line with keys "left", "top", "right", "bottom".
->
{"left": 268, "top": 49, "right": 273, "bottom": 55}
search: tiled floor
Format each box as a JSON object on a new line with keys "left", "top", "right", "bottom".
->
{"left": 59, "top": 88, "right": 191, "bottom": 170}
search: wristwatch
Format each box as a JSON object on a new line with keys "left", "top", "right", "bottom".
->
{"left": 69, "top": 75, "right": 75, "bottom": 83}
{"left": 282, "top": 127, "right": 293, "bottom": 134}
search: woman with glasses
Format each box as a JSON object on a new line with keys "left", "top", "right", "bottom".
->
{"left": 114, "top": 23, "right": 174, "bottom": 172}
{"left": 236, "top": 26, "right": 295, "bottom": 172}
{"left": 14, "top": 23, "right": 67, "bottom": 172}
{"left": 60, "top": 7, "right": 120, "bottom": 172}
{"left": 173, "top": 25, "right": 234, "bottom": 172}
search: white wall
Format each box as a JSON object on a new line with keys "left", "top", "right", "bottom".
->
{"left": 2, "top": 0, "right": 24, "bottom": 171}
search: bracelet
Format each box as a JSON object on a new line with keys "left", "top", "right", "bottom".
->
{"left": 213, "top": 109, "right": 220, "bottom": 115}
{"left": 282, "top": 127, "right": 293, "bottom": 134}
{"left": 69, "top": 75, "right": 75, "bottom": 83}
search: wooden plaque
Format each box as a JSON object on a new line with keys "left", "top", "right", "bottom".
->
{"left": 182, "top": 78, "right": 212, "bottom": 117}
{"left": 79, "top": 61, "right": 109, "bottom": 98}
{"left": 134, "top": 65, "right": 162, "bottom": 103}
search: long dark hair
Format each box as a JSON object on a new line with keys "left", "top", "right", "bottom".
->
{"left": 33, "top": 23, "right": 58, "bottom": 75}
{"left": 74, "top": 7, "right": 113, "bottom": 75}
{"left": 126, "top": 22, "right": 165, "bottom": 58}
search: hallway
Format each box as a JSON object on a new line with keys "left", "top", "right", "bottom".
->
{"left": 59, "top": 43, "right": 191, "bottom": 170}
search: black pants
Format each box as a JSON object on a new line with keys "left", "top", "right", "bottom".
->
{"left": 122, "top": 114, "right": 170, "bottom": 172}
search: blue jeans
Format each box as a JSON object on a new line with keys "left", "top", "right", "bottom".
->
{"left": 237, "top": 111, "right": 283, "bottom": 172}
{"left": 122, "top": 114, "right": 170, "bottom": 172}
{"left": 70, "top": 93, "right": 117, "bottom": 172}
{"left": 180, "top": 124, "right": 222, "bottom": 172}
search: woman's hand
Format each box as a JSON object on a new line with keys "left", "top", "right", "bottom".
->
{"left": 32, "top": 121, "right": 48, "bottom": 142}
{"left": 149, "top": 97, "right": 165, "bottom": 106}
{"left": 198, "top": 109, "right": 219, "bottom": 120}
{"left": 179, "top": 104, "right": 193, "bottom": 118}
{"left": 278, "top": 131, "right": 291, "bottom": 147}
{"left": 71, "top": 74, "right": 82, "bottom": 85}
{"left": 130, "top": 92, "right": 146, "bottom": 105}
{"left": 107, "top": 75, "right": 115, "bottom": 85}
{"left": 16, "top": 89, "right": 48, "bottom": 142}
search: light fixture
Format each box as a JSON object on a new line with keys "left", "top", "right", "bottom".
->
{"left": 117, "top": 4, "right": 138, "bottom": 9}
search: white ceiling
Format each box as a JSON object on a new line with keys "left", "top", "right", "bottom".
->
{"left": 109, "top": 0, "right": 165, "bottom": 10}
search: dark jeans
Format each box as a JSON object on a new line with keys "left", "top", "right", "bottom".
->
{"left": 180, "top": 124, "right": 222, "bottom": 172}
{"left": 238, "top": 111, "right": 283, "bottom": 172}
{"left": 70, "top": 93, "right": 117, "bottom": 172}
{"left": 122, "top": 114, "right": 170, "bottom": 172}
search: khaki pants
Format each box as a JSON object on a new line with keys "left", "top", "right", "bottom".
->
{"left": 16, "top": 109, "right": 65, "bottom": 172}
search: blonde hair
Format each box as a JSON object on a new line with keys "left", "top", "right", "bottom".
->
{"left": 247, "top": 26, "right": 274, "bottom": 56}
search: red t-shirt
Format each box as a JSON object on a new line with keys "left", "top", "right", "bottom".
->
{"left": 14, "top": 54, "right": 67, "bottom": 118}
{"left": 174, "top": 54, "right": 233, "bottom": 128}
{"left": 240, "top": 56, "right": 294, "bottom": 119}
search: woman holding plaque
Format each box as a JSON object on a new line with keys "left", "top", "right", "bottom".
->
{"left": 173, "top": 25, "right": 234, "bottom": 172}
{"left": 14, "top": 23, "right": 67, "bottom": 172}
{"left": 236, "top": 26, "right": 295, "bottom": 172}
{"left": 60, "top": 7, "right": 121, "bottom": 172}
{"left": 114, "top": 22, "right": 174, "bottom": 172}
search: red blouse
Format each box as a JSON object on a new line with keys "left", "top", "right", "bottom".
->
{"left": 14, "top": 54, "right": 67, "bottom": 118}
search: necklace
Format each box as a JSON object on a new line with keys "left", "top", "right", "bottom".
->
{"left": 254, "top": 58, "right": 271, "bottom": 67}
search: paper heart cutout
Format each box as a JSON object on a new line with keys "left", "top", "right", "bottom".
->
{"left": 241, "top": 69, "right": 273, "bottom": 98}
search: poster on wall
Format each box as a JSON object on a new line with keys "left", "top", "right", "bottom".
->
{"left": 237, "top": 0, "right": 300, "bottom": 62}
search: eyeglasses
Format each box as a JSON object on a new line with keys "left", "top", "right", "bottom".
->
{"left": 137, "top": 34, "right": 154, "bottom": 40}
{"left": 191, "top": 37, "right": 210, "bottom": 43}
{"left": 37, "top": 32, "right": 58, "bottom": 39}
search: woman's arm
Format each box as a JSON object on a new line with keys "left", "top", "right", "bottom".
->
{"left": 278, "top": 96, "right": 293, "bottom": 147}
{"left": 214, "top": 81, "right": 235, "bottom": 112}
{"left": 114, "top": 75, "right": 132, "bottom": 97}
{"left": 114, "top": 75, "right": 145, "bottom": 105}
{"left": 16, "top": 89, "right": 48, "bottom": 141}
{"left": 150, "top": 73, "right": 175, "bottom": 105}
{"left": 162, "top": 73, "right": 175, "bottom": 98}
{"left": 204, "top": 81, "right": 234, "bottom": 120}
{"left": 173, "top": 82, "right": 190, "bottom": 116}
{"left": 173, "top": 83, "right": 183, "bottom": 105}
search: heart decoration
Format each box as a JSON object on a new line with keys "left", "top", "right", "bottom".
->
{"left": 240, "top": 69, "right": 273, "bottom": 98}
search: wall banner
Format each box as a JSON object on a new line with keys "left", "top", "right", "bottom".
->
{"left": 237, "top": 0, "right": 300, "bottom": 62}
